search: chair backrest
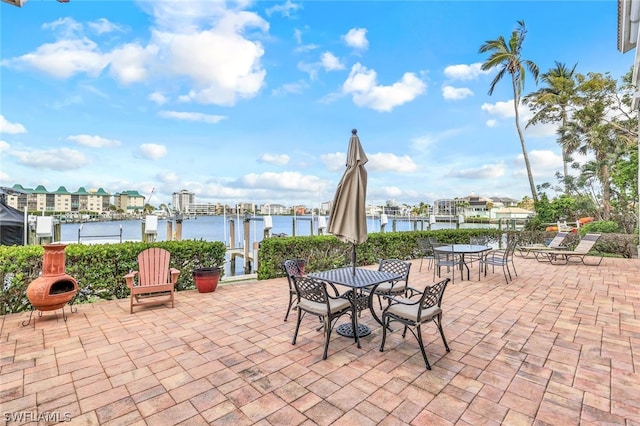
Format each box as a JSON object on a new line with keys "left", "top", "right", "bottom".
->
{"left": 292, "top": 276, "right": 330, "bottom": 307}
{"left": 572, "top": 233, "right": 601, "bottom": 253}
{"left": 419, "top": 278, "right": 450, "bottom": 312}
{"left": 378, "top": 259, "right": 411, "bottom": 283}
{"left": 283, "top": 259, "right": 305, "bottom": 288}
{"left": 548, "top": 232, "right": 568, "bottom": 248}
{"left": 470, "top": 236, "right": 489, "bottom": 245}
{"left": 417, "top": 238, "right": 431, "bottom": 252}
{"left": 137, "top": 248, "right": 171, "bottom": 286}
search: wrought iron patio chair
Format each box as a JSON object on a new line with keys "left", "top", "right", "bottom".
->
{"left": 480, "top": 237, "right": 518, "bottom": 282}
{"left": 368, "top": 259, "right": 411, "bottom": 310}
{"left": 433, "top": 244, "right": 463, "bottom": 284}
{"left": 282, "top": 259, "right": 306, "bottom": 322}
{"left": 124, "top": 247, "right": 180, "bottom": 314}
{"left": 379, "top": 278, "right": 451, "bottom": 370}
{"left": 416, "top": 238, "right": 435, "bottom": 271}
{"left": 467, "top": 235, "right": 490, "bottom": 279}
{"left": 291, "top": 276, "right": 359, "bottom": 359}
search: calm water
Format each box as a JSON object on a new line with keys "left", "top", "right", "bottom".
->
{"left": 59, "top": 215, "right": 479, "bottom": 276}
{"left": 61, "top": 215, "right": 470, "bottom": 245}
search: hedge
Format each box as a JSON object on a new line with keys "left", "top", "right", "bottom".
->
{"left": 257, "top": 228, "right": 506, "bottom": 280}
{"left": 0, "top": 240, "right": 225, "bottom": 315}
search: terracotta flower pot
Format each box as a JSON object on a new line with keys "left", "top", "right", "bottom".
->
{"left": 193, "top": 267, "right": 221, "bottom": 293}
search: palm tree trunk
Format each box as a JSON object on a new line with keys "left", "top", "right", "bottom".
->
{"left": 512, "top": 76, "right": 539, "bottom": 203}
{"left": 599, "top": 153, "right": 611, "bottom": 221}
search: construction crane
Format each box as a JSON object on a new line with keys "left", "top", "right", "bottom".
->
{"left": 146, "top": 187, "right": 156, "bottom": 205}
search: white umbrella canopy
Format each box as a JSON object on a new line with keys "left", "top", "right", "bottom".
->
{"left": 328, "top": 129, "right": 368, "bottom": 273}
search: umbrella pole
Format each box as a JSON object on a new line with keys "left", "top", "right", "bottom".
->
{"left": 352, "top": 244, "right": 356, "bottom": 276}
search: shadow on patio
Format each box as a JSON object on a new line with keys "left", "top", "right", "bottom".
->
{"left": 1, "top": 256, "right": 638, "bottom": 425}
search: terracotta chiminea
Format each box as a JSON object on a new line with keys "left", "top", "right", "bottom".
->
{"left": 26, "top": 244, "right": 78, "bottom": 312}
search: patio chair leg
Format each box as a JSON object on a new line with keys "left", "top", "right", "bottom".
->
{"left": 435, "top": 315, "right": 449, "bottom": 352}
{"left": 292, "top": 311, "right": 304, "bottom": 345}
{"left": 284, "top": 293, "right": 294, "bottom": 321}
{"left": 416, "top": 325, "right": 431, "bottom": 370}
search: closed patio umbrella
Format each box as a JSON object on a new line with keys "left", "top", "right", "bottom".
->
{"left": 328, "top": 129, "right": 368, "bottom": 275}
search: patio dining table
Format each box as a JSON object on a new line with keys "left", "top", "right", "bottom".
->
{"left": 308, "top": 266, "right": 402, "bottom": 339}
{"left": 433, "top": 244, "right": 492, "bottom": 280}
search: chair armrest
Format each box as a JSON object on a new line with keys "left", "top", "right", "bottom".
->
{"left": 169, "top": 268, "right": 180, "bottom": 284}
{"left": 326, "top": 282, "right": 341, "bottom": 296}
{"left": 124, "top": 271, "right": 138, "bottom": 288}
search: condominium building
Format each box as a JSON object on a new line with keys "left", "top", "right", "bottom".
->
{"left": 113, "top": 190, "right": 145, "bottom": 213}
{"left": 172, "top": 190, "right": 195, "bottom": 214}
{"left": 6, "top": 184, "right": 110, "bottom": 213}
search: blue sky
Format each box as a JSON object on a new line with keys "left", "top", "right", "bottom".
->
{"left": 0, "top": 0, "right": 633, "bottom": 209}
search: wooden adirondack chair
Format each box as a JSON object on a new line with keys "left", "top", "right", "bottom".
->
{"left": 124, "top": 248, "right": 180, "bottom": 314}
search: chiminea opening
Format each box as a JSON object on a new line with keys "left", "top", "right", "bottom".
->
{"left": 50, "top": 280, "right": 76, "bottom": 295}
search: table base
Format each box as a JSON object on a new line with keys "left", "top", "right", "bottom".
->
{"left": 336, "top": 323, "right": 371, "bottom": 338}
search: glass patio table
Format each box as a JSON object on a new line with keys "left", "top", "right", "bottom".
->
{"left": 308, "top": 266, "right": 402, "bottom": 339}
{"left": 433, "top": 244, "right": 492, "bottom": 280}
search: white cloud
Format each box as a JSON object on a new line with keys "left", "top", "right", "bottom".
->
{"left": 164, "top": 11, "right": 269, "bottom": 106}
{"left": 265, "top": 0, "right": 302, "bottom": 17}
{"left": 0, "top": 116, "right": 27, "bottom": 134}
{"left": 148, "top": 92, "right": 168, "bottom": 105}
{"left": 448, "top": 162, "right": 506, "bottom": 179}
{"left": 156, "top": 171, "right": 180, "bottom": 184}
{"left": 68, "top": 134, "right": 122, "bottom": 148}
{"left": 6, "top": 38, "right": 109, "bottom": 79}
{"left": 367, "top": 153, "right": 418, "bottom": 173}
{"left": 158, "top": 111, "right": 227, "bottom": 124}
{"left": 138, "top": 143, "right": 167, "bottom": 160}
{"left": 343, "top": 28, "right": 368, "bottom": 50}
{"left": 342, "top": 63, "right": 426, "bottom": 112}
{"left": 271, "top": 81, "right": 308, "bottom": 96}
{"left": 0, "top": 141, "right": 10, "bottom": 152}
{"left": 238, "top": 171, "right": 329, "bottom": 192}
{"left": 521, "top": 149, "right": 563, "bottom": 173}
{"left": 87, "top": 18, "right": 125, "bottom": 35}
{"left": 108, "top": 43, "right": 158, "bottom": 85}
{"left": 10, "top": 147, "right": 90, "bottom": 171}
{"left": 3, "top": 5, "right": 269, "bottom": 107}
{"left": 481, "top": 100, "right": 515, "bottom": 118}
{"left": 444, "top": 63, "right": 490, "bottom": 81}
{"left": 321, "top": 152, "right": 346, "bottom": 172}
{"left": 410, "top": 128, "right": 464, "bottom": 152}
{"left": 320, "top": 52, "right": 345, "bottom": 71}
{"left": 442, "top": 85, "right": 473, "bottom": 100}
{"left": 258, "top": 153, "right": 290, "bottom": 166}
{"left": 481, "top": 99, "right": 557, "bottom": 137}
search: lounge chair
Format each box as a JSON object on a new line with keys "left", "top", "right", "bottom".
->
{"left": 516, "top": 231, "right": 570, "bottom": 258}
{"left": 533, "top": 233, "right": 603, "bottom": 266}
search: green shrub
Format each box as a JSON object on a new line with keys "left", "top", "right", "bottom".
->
{"left": 257, "top": 229, "right": 504, "bottom": 280}
{"left": 579, "top": 221, "right": 620, "bottom": 236}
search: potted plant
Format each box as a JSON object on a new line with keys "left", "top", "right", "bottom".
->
{"left": 193, "top": 267, "right": 221, "bottom": 293}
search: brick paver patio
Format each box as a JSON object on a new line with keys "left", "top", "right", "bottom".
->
{"left": 1, "top": 255, "right": 638, "bottom": 425}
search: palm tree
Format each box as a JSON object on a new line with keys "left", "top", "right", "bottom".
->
{"left": 479, "top": 20, "right": 540, "bottom": 202}
{"left": 523, "top": 62, "right": 578, "bottom": 194}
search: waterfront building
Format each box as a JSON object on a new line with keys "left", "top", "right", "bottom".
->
{"left": 113, "top": 190, "right": 145, "bottom": 214}
{"left": 6, "top": 184, "right": 111, "bottom": 214}
{"left": 190, "top": 202, "right": 224, "bottom": 215}
{"left": 260, "top": 203, "right": 288, "bottom": 215}
{"left": 172, "top": 190, "right": 195, "bottom": 214}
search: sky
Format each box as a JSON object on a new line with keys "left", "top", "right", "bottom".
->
{"left": 0, "top": 0, "right": 634, "bottom": 209}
